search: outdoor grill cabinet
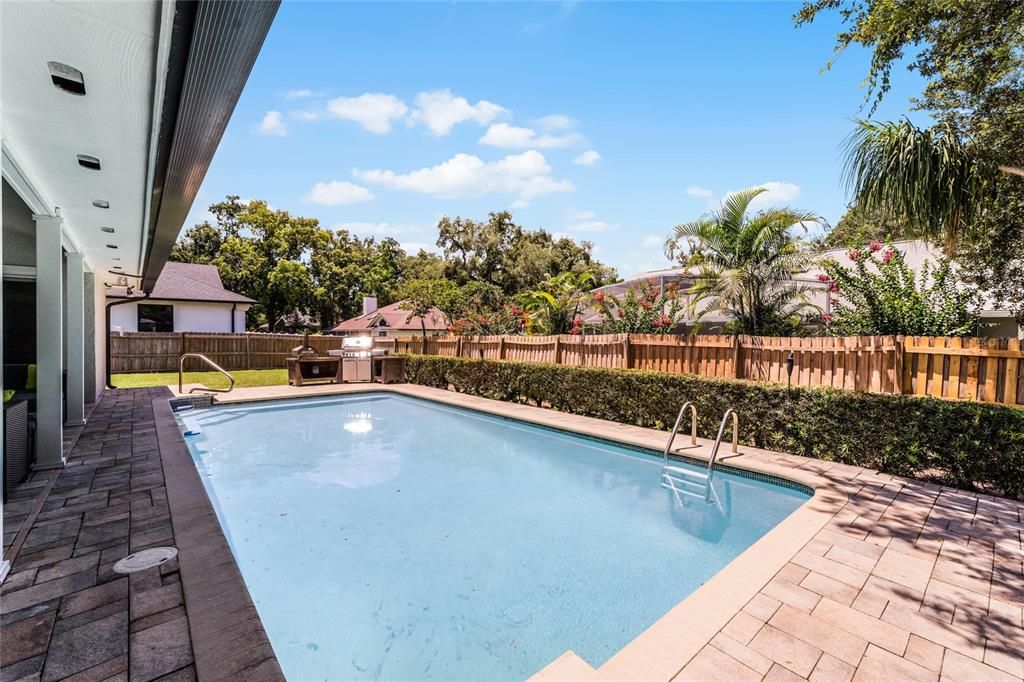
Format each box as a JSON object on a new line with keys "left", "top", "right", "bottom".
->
{"left": 286, "top": 357, "right": 343, "bottom": 386}
{"left": 375, "top": 356, "right": 405, "bottom": 384}
{"left": 4, "top": 399, "right": 30, "bottom": 495}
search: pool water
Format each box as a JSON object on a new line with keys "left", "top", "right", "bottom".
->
{"left": 178, "top": 394, "right": 808, "bottom": 681}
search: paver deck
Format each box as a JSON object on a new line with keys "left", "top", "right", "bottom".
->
{"left": 4, "top": 383, "right": 1023, "bottom": 681}
{"left": 1, "top": 388, "right": 281, "bottom": 681}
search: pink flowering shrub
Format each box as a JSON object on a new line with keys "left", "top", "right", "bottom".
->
{"left": 589, "top": 279, "right": 684, "bottom": 334}
{"left": 819, "top": 241, "right": 980, "bottom": 336}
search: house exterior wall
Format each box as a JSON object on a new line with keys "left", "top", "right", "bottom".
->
{"left": 109, "top": 299, "right": 250, "bottom": 333}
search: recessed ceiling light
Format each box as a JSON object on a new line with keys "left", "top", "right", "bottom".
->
{"left": 112, "top": 256, "right": 121, "bottom": 261}
{"left": 100, "top": 226, "right": 115, "bottom": 233}
{"left": 77, "top": 154, "right": 101, "bottom": 170}
{"left": 112, "top": 265, "right": 123, "bottom": 270}
{"left": 92, "top": 200, "right": 109, "bottom": 209}
{"left": 48, "top": 62, "right": 86, "bottom": 95}
{"left": 105, "top": 244, "right": 117, "bottom": 249}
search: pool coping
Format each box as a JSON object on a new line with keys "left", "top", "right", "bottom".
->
{"left": 153, "top": 397, "right": 285, "bottom": 681}
{"left": 171, "top": 382, "right": 858, "bottom": 680}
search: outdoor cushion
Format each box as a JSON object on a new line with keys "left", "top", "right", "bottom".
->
{"left": 25, "top": 364, "right": 36, "bottom": 390}
{"left": 3, "top": 389, "right": 13, "bottom": 403}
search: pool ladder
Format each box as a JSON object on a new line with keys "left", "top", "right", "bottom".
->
{"left": 660, "top": 404, "right": 738, "bottom": 505}
{"left": 178, "top": 353, "right": 236, "bottom": 395}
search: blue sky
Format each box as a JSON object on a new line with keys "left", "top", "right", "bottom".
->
{"left": 189, "top": 0, "right": 929, "bottom": 278}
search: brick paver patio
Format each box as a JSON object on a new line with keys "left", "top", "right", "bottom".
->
{"left": 1, "top": 388, "right": 280, "bottom": 681}
{"left": 3, "top": 383, "right": 1023, "bottom": 680}
{"left": 675, "top": 472, "right": 1024, "bottom": 681}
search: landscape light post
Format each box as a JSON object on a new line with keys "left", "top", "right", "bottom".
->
{"left": 786, "top": 351, "right": 795, "bottom": 389}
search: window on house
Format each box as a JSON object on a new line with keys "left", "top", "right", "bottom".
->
{"left": 378, "top": 330, "right": 388, "bottom": 337}
{"left": 138, "top": 304, "right": 173, "bottom": 332}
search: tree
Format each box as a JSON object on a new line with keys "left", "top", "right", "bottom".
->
{"left": 170, "top": 222, "right": 222, "bottom": 263}
{"left": 819, "top": 241, "right": 981, "bottom": 336}
{"left": 522, "top": 272, "right": 594, "bottom": 335}
{"left": 817, "top": 204, "right": 911, "bottom": 249}
{"left": 794, "top": 1, "right": 1024, "bottom": 121}
{"left": 266, "top": 260, "right": 314, "bottom": 331}
{"left": 436, "top": 211, "right": 617, "bottom": 295}
{"left": 841, "top": 120, "right": 995, "bottom": 251}
{"left": 399, "top": 279, "right": 459, "bottom": 352}
{"left": 797, "top": 0, "right": 1024, "bottom": 317}
{"left": 665, "top": 188, "right": 821, "bottom": 335}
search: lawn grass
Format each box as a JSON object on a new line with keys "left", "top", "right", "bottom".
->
{"left": 111, "top": 368, "right": 288, "bottom": 390}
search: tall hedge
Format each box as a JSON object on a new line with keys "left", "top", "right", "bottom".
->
{"left": 403, "top": 355, "right": 1024, "bottom": 499}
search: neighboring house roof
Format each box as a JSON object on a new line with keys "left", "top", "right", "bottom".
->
{"left": 107, "top": 262, "right": 255, "bottom": 304}
{"left": 329, "top": 300, "right": 448, "bottom": 333}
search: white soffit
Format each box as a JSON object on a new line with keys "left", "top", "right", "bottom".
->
{"left": 1, "top": 0, "right": 159, "bottom": 284}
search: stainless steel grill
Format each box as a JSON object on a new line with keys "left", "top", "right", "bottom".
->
{"left": 328, "top": 336, "right": 387, "bottom": 382}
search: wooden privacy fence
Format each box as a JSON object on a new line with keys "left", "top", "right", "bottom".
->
{"left": 394, "top": 333, "right": 1024, "bottom": 407}
{"left": 109, "top": 332, "right": 346, "bottom": 373}
{"left": 110, "top": 331, "right": 1024, "bottom": 406}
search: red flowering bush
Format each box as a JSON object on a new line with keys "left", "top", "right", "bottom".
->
{"left": 450, "top": 304, "right": 528, "bottom": 335}
{"left": 589, "top": 280, "right": 684, "bottom": 334}
{"left": 819, "top": 241, "right": 980, "bottom": 336}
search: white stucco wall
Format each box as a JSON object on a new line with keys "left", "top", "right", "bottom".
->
{"left": 109, "top": 299, "right": 250, "bottom": 333}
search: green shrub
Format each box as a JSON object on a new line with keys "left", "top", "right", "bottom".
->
{"left": 403, "top": 355, "right": 1024, "bottom": 499}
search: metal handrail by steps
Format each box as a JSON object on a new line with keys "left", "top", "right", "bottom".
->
{"left": 662, "top": 401, "right": 697, "bottom": 465}
{"left": 661, "top": 406, "right": 738, "bottom": 506}
{"left": 178, "top": 353, "right": 236, "bottom": 395}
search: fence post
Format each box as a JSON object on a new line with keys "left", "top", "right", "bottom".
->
{"left": 498, "top": 336, "right": 506, "bottom": 360}
{"left": 456, "top": 335, "right": 464, "bottom": 357}
{"left": 893, "top": 335, "right": 905, "bottom": 394}
{"left": 244, "top": 333, "right": 251, "bottom": 370}
{"left": 622, "top": 334, "right": 632, "bottom": 369}
{"left": 731, "top": 335, "right": 743, "bottom": 379}
{"left": 553, "top": 336, "right": 562, "bottom": 365}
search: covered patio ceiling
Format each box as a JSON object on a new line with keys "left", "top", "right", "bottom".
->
{"left": 1, "top": 0, "right": 278, "bottom": 291}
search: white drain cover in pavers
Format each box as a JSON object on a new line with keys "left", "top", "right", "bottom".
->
{"left": 113, "top": 546, "right": 178, "bottom": 574}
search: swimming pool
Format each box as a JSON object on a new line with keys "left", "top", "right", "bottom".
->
{"left": 177, "top": 394, "right": 809, "bottom": 680}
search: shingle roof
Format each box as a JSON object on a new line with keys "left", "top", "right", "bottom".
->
{"left": 108, "top": 262, "right": 255, "bottom": 303}
{"left": 329, "top": 300, "right": 448, "bottom": 332}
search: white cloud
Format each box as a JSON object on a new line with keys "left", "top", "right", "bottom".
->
{"left": 284, "top": 89, "right": 315, "bottom": 99}
{"left": 510, "top": 199, "right": 530, "bottom": 209}
{"left": 689, "top": 182, "right": 802, "bottom": 211}
{"left": 306, "top": 181, "right": 375, "bottom": 206}
{"left": 642, "top": 234, "right": 663, "bottom": 248}
{"left": 257, "top": 111, "right": 287, "bottom": 136}
{"left": 738, "top": 181, "right": 801, "bottom": 210}
{"left": 400, "top": 241, "right": 440, "bottom": 254}
{"left": 354, "top": 150, "right": 573, "bottom": 201}
{"left": 568, "top": 220, "right": 616, "bottom": 232}
{"left": 289, "top": 109, "right": 319, "bottom": 121}
{"left": 479, "top": 123, "right": 582, "bottom": 149}
{"left": 409, "top": 89, "right": 506, "bottom": 136}
{"left": 566, "top": 208, "right": 616, "bottom": 233}
{"left": 573, "top": 150, "right": 601, "bottom": 166}
{"left": 326, "top": 93, "right": 409, "bottom": 134}
{"left": 535, "top": 114, "right": 575, "bottom": 130}
{"left": 335, "top": 221, "right": 429, "bottom": 237}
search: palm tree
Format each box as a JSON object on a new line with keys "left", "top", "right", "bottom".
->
{"left": 522, "top": 272, "right": 594, "bottom": 335}
{"left": 665, "top": 188, "right": 820, "bottom": 335}
{"left": 841, "top": 119, "right": 997, "bottom": 252}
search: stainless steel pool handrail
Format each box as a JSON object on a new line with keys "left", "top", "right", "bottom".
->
{"left": 705, "top": 409, "right": 738, "bottom": 485}
{"left": 662, "top": 401, "right": 697, "bottom": 465}
{"left": 178, "top": 353, "right": 236, "bottom": 394}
